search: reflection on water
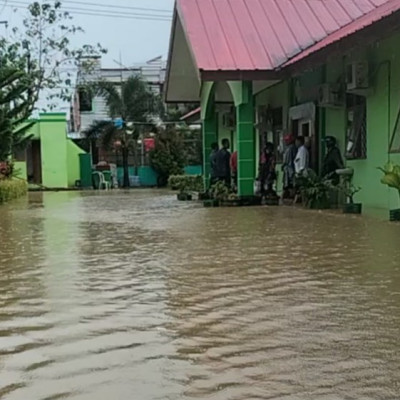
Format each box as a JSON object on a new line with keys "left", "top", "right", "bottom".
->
{"left": 1, "top": 190, "right": 400, "bottom": 400}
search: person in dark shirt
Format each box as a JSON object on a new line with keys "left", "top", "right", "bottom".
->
{"left": 322, "top": 136, "right": 344, "bottom": 184}
{"left": 209, "top": 142, "right": 219, "bottom": 186}
{"left": 215, "top": 138, "right": 231, "bottom": 186}
{"left": 282, "top": 134, "right": 297, "bottom": 198}
{"left": 259, "top": 142, "right": 277, "bottom": 194}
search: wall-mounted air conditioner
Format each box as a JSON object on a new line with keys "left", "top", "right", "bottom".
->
{"left": 346, "top": 61, "right": 369, "bottom": 91}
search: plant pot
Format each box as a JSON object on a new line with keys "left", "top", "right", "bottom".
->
{"left": 389, "top": 209, "right": 400, "bottom": 222}
{"left": 343, "top": 203, "right": 362, "bottom": 214}
{"left": 203, "top": 199, "right": 219, "bottom": 207}
{"left": 240, "top": 196, "right": 262, "bottom": 206}
{"left": 177, "top": 193, "right": 192, "bottom": 201}
{"left": 220, "top": 199, "right": 242, "bottom": 207}
{"left": 198, "top": 192, "right": 210, "bottom": 201}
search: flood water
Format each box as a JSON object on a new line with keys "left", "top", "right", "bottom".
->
{"left": 1, "top": 190, "right": 400, "bottom": 400}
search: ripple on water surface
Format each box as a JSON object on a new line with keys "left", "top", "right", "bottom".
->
{"left": 0, "top": 190, "right": 400, "bottom": 400}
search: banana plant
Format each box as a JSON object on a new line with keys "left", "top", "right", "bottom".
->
{"left": 378, "top": 162, "right": 400, "bottom": 202}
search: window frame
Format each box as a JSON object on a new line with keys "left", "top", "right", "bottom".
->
{"left": 346, "top": 94, "right": 367, "bottom": 160}
{"left": 389, "top": 104, "right": 400, "bottom": 153}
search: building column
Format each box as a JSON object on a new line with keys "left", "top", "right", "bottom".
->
{"left": 202, "top": 109, "right": 217, "bottom": 189}
{"left": 236, "top": 81, "right": 255, "bottom": 197}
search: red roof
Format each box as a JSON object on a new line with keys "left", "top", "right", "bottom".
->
{"left": 177, "top": 0, "right": 395, "bottom": 72}
{"left": 284, "top": 0, "right": 400, "bottom": 66}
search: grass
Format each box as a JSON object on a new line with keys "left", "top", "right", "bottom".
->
{"left": 0, "top": 179, "right": 28, "bottom": 204}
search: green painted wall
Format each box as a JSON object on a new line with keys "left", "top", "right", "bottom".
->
{"left": 23, "top": 113, "right": 85, "bottom": 189}
{"left": 67, "top": 140, "right": 85, "bottom": 187}
{"left": 324, "top": 33, "right": 400, "bottom": 210}
{"left": 14, "top": 161, "right": 27, "bottom": 181}
{"left": 40, "top": 120, "right": 69, "bottom": 188}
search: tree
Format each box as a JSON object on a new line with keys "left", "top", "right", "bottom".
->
{"left": 0, "top": 67, "right": 35, "bottom": 162}
{"left": 8, "top": 1, "right": 106, "bottom": 110}
{"left": 0, "top": 1, "right": 105, "bottom": 162}
{"left": 83, "top": 75, "right": 160, "bottom": 188}
{"left": 150, "top": 127, "right": 187, "bottom": 187}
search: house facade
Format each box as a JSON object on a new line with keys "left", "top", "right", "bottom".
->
{"left": 69, "top": 56, "right": 167, "bottom": 136}
{"left": 15, "top": 113, "right": 85, "bottom": 189}
{"left": 166, "top": 0, "right": 400, "bottom": 212}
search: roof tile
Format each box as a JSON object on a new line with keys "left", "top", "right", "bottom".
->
{"left": 177, "top": 0, "right": 399, "bottom": 72}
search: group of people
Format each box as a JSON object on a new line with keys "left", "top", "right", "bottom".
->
{"left": 282, "top": 134, "right": 345, "bottom": 199}
{"left": 209, "top": 139, "right": 234, "bottom": 187}
{"left": 209, "top": 134, "right": 344, "bottom": 198}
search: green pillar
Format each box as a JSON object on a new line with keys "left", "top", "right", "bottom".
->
{"left": 202, "top": 110, "right": 217, "bottom": 189}
{"left": 236, "top": 81, "right": 255, "bottom": 197}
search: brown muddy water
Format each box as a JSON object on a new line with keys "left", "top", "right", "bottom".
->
{"left": 0, "top": 190, "right": 400, "bottom": 400}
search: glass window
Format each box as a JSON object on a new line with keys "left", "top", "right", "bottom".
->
{"left": 346, "top": 94, "right": 367, "bottom": 159}
{"left": 390, "top": 106, "right": 400, "bottom": 153}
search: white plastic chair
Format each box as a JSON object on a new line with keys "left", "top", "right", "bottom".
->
{"left": 93, "top": 171, "right": 110, "bottom": 190}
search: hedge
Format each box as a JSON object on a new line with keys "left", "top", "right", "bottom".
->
{"left": 0, "top": 179, "right": 28, "bottom": 204}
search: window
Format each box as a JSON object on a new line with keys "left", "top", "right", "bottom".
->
{"left": 346, "top": 94, "right": 367, "bottom": 159}
{"left": 390, "top": 105, "right": 400, "bottom": 153}
{"left": 78, "top": 88, "right": 93, "bottom": 112}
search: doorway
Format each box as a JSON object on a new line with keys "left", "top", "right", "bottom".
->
{"left": 289, "top": 103, "right": 319, "bottom": 173}
{"left": 26, "top": 140, "right": 42, "bottom": 184}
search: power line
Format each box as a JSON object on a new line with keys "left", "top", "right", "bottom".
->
{"left": 5, "top": 0, "right": 172, "bottom": 20}
{"left": 62, "top": 0, "right": 172, "bottom": 14}
{"left": 2, "top": 1, "right": 172, "bottom": 21}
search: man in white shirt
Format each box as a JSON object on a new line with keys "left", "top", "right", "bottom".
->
{"left": 294, "top": 136, "right": 309, "bottom": 176}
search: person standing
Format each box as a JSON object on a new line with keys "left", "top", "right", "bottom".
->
{"left": 209, "top": 142, "right": 219, "bottom": 186}
{"left": 259, "top": 142, "right": 277, "bottom": 194}
{"left": 215, "top": 138, "right": 231, "bottom": 185}
{"left": 322, "top": 136, "right": 344, "bottom": 184}
{"left": 294, "top": 136, "right": 310, "bottom": 176}
{"left": 282, "top": 134, "right": 297, "bottom": 198}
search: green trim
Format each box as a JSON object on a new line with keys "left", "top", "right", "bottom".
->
{"left": 39, "top": 119, "right": 68, "bottom": 122}
{"left": 39, "top": 112, "right": 67, "bottom": 116}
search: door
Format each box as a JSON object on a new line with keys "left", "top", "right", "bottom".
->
{"left": 31, "top": 140, "right": 42, "bottom": 184}
{"left": 298, "top": 118, "right": 318, "bottom": 172}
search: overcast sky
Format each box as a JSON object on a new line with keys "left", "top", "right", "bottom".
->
{"left": 1, "top": 0, "right": 175, "bottom": 68}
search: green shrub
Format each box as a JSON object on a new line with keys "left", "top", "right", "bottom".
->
{"left": 0, "top": 179, "right": 27, "bottom": 204}
{"left": 168, "top": 175, "right": 204, "bottom": 193}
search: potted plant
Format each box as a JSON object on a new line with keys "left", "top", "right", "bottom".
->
{"left": 204, "top": 181, "right": 228, "bottom": 207}
{"left": 342, "top": 184, "right": 362, "bottom": 214}
{"left": 378, "top": 162, "right": 400, "bottom": 221}
{"left": 176, "top": 177, "right": 192, "bottom": 201}
{"left": 298, "top": 171, "right": 332, "bottom": 210}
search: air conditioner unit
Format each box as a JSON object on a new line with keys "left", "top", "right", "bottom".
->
{"left": 318, "top": 83, "right": 344, "bottom": 108}
{"left": 346, "top": 61, "right": 369, "bottom": 91}
{"left": 222, "top": 109, "right": 236, "bottom": 129}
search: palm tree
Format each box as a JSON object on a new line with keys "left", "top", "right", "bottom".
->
{"left": 84, "top": 75, "right": 161, "bottom": 188}
{"left": 0, "top": 67, "right": 35, "bottom": 162}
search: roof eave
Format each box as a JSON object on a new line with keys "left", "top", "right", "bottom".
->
{"left": 164, "top": 3, "right": 179, "bottom": 103}
{"left": 200, "top": 69, "right": 281, "bottom": 82}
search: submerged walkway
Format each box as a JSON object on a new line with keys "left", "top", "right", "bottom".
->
{"left": 1, "top": 190, "right": 400, "bottom": 399}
